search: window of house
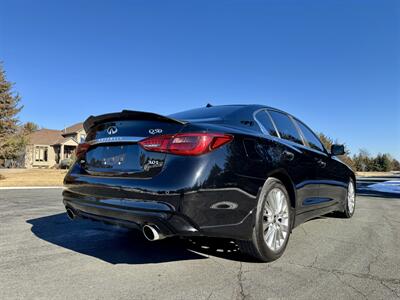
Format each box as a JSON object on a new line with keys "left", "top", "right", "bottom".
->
{"left": 268, "top": 110, "right": 303, "bottom": 145}
{"left": 295, "top": 119, "right": 325, "bottom": 152}
{"left": 34, "top": 147, "right": 48, "bottom": 162}
{"left": 254, "top": 110, "right": 278, "bottom": 137}
{"left": 79, "top": 134, "right": 86, "bottom": 143}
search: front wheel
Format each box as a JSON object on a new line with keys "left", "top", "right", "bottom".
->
{"left": 338, "top": 178, "right": 356, "bottom": 218}
{"left": 238, "top": 178, "right": 292, "bottom": 262}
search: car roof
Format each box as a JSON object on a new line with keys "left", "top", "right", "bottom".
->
{"left": 169, "top": 104, "right": 292, "bottom": 121}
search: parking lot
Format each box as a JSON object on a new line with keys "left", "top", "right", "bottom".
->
{"left": 0, "top": 188, "right": 399, "bottom": 299}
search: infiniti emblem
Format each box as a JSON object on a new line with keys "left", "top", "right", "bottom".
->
{"left": 106, "top": 126, "right": 118, "bottom": 135}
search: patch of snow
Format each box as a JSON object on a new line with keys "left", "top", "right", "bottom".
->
{"left": 367, "top": 181, "right": 400, "bottom": 194}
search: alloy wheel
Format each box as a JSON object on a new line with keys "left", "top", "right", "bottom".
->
{"left": 348, "top": 181, "right": 355, "bottom": 214}
{"left": 262, "top": 188, "right": 290, "bottom": 252}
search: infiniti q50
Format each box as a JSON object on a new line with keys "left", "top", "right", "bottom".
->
{"left": 63, "top": 105, "right": 356, "bottom": 262}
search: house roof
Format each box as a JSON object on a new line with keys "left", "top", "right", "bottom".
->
{"left": 28, "top": 129, "right": 64, "bottom": 145}
{"left": 28, "top": 122, "right": 85, "bottom": 146}
{"left": 52, "top": 136, "right": 78, "bottom": 145}
{"left": 63, "top": 122, "right": 83, "bottom": 135}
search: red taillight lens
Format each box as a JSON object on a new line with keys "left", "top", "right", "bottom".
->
{"left": 76, "top": 143, "right": 90, "bottom": 158}
{"left": 139, "top": 133, "right": 233, "bottom": 156}
{"left": 138, "top": 134, "right": 174, "bottom": 153}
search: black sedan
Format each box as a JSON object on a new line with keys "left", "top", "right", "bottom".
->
{"left": 63, "top": 105, "right": 356, "bottom": 262}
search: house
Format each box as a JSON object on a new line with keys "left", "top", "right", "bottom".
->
{"left": 24, "top": 123, "right": 86, "bottom": 168}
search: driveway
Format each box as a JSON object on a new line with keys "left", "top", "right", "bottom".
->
{"left": 0, "top": 189, "right": 399, "bottom": 299}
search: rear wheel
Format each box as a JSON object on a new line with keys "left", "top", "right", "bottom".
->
{"left": 238, "top": 178, "right": 292, "bottom": 262}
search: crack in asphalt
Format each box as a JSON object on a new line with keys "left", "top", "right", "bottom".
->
{"left": 237, "top": 262, "right": 248, "bottom": 300}
{"left": 331, "top": 272, "right": 368, "bottom": 298}
{"left": 300, "top": 227, "right": 308, "bottom": 236}
{"left": 310, "top": 255, "right": 318, "bottom": 268}
{"left": 206, "top": 290, "right": 214, "bottom": 300}
{"left": 285, "top": 262, "right": 400, "bottom": 298}
{"left": 367, "top": 254, "right": 380, "bottom": 275}
{"left": 380, "top": 280, "right": 400, "bottom": 298}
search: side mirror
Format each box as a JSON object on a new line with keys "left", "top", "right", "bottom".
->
{"left": 330, "top": 144, "right": 345, "bottom": 156}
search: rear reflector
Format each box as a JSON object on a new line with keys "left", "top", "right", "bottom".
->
{"left": 139, "top": 133, "right": 233, "bottom": 156}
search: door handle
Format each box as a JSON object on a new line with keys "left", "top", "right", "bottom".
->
{"left": 282, "top": 150, "right": 295, "bottom": 161}
{"left": 316, "top": 159, "right": 326, "bottom": 168}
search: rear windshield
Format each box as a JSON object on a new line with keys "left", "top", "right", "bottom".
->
{"left": 169, "top": 106, "right": 242, "bottom": 121}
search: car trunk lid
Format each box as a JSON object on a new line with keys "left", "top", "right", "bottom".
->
{"left": 81, "top": 111, "right": 186, "bottom": 178}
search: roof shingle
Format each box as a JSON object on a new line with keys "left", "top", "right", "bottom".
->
{"left": 28, "top": 129, "right": 64, "bottom": 145}
{"left": 63, "top": 122, "right": 83, "bottom": 135}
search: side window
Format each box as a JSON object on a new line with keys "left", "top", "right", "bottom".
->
{"left": 295, "top": 120, "right": 325, "bottom": 152}
{"left": 268, "top": 110, "right": 303, "bottom": 145}
{"left": 254, "top": 111, "right": 278, "bottom": 137}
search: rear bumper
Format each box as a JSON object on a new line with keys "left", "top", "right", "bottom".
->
{"left": 63, "top": 151, "right": 263, "bottom": 240}
{"left": 63, "top": 188, "right": 256, "bottom": 240}
{"left": 63, "top": 189, "right": 197, "bottom": 236}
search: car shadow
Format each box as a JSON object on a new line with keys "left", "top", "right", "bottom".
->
{"left": 27, "top": 213, "right": 252, "bottom": 264}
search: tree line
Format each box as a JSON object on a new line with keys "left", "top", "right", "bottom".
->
{"left": 318, "top": 133, "right": 400, "bottom": 172}
{"left": 0, "top": 63, "right": 398, "bottom": 171}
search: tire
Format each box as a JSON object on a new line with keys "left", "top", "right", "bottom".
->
{"left": 337, "top": 178, "right": 356, "bottom": 218}
{"left": 238, "top": 178, "right": 292, "bottom": 262}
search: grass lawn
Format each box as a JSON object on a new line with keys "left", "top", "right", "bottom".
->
{"left": 356, "top": 171, "right": 399, "bottom": 177}
{"left": 0, "top": 169, "right": 68, "bottom": 187}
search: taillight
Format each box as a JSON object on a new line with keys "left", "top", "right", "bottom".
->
{"left": 139, "top": 133, "right": 233, "bottom": 156}
{"left": 76, "top": 143, "right": 90, "bottom": 158}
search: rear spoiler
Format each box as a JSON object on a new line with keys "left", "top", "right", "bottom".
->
{"left": 83, "top": 110, "right": 186, "bottom": 132}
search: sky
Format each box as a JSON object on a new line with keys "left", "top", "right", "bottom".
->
{"left": 1, "top": 0, "right": 399, "bottom": 159}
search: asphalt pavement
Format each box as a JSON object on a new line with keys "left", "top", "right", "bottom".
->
{"left": 0, "top": 188, "right": 399, "bottom": 299}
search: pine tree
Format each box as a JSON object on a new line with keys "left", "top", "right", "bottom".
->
{"left": 373, "top": 153, "right": 392, "bottom": 172}
{"left": 392, "top": 158, "right": 400, "bottom": 171}
{"left": 0, "top": 63, "right": 24, "bottom": 160}
{"left": 23, "top": 122, "right": 39, "bottom": 133}
{"left": 353, "top": 149, "right": 372, "bottom": 171}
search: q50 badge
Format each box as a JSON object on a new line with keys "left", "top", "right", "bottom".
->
{"left": 149, "top": 128, "right": 163, "bottom": 135}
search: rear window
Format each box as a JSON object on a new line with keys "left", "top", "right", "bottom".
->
{"left": 169, "top": 106, "right": 241, "bottom": 121}
{"left": 268, "top": 110, "right": 303, "bottom": 145}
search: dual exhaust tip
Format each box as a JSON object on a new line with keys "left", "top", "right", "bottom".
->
{"left": 66, "top": 207, "right": 76, "bottom": 220}
{"left": 66, "top": 207, "right": 167, "bottom": 242}
{"left": 142, "top": 224, "right": 168, "bottom": 241}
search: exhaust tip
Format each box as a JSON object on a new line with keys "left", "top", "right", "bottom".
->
{"left": 66, "top": 207, "right": 75, "bottom": 220}
{"left": 142, "top": 224, "right": 162, "bottom": 241}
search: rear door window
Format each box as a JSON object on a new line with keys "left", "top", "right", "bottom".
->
{"left": 254, "top": 110, "right": 278, "bottom": 136}
{"left": 295, "top": 119, "right": 325, "bottom": 152}
{"left": 268, "top": 110, "right": 303, "bottom": 145}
